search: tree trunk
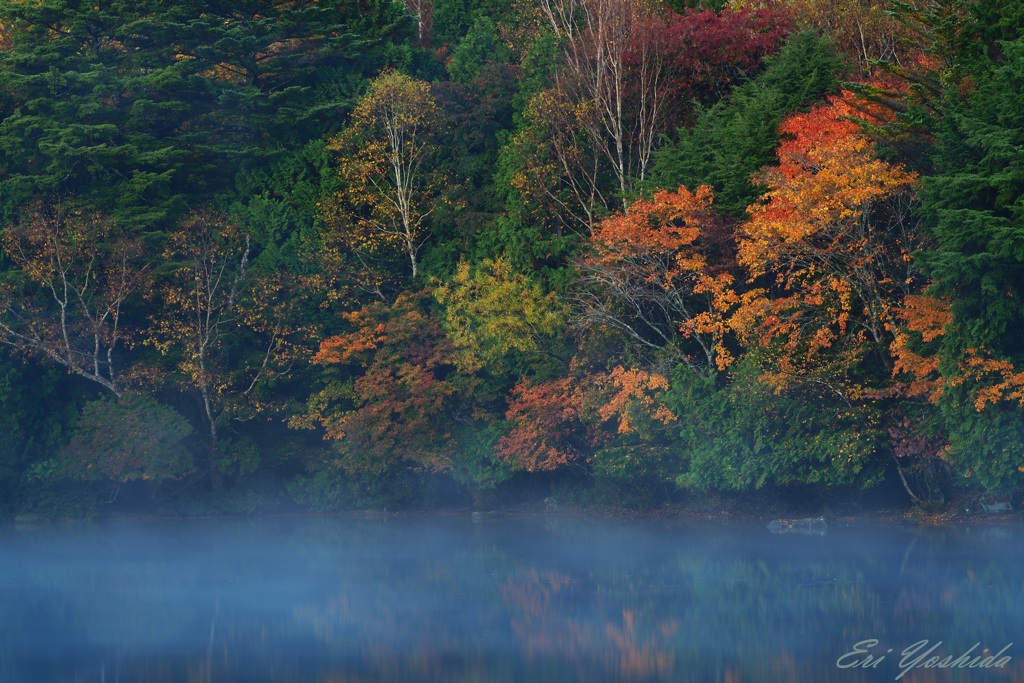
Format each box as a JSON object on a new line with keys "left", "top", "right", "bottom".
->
{"left": 200, "top": 386, "right": 224, "bottom": 492}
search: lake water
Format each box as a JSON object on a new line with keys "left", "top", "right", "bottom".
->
{"left": 0, "top": 515, "right": 1020, "bottom": 682}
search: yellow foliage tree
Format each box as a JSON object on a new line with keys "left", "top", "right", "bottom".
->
{"left": 324, "top": 71, "right": 446, "bottom": 280}
{"left": 433, "top": 258, "right": 567, "bottom": 373}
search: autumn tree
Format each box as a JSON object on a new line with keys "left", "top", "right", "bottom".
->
{"left": 575, "top": 185, "right": 734, "bottom": 373}
{"left": 148, "top": 210, "right": 295, "bottom": 490}
{"left": 299, "top": 291, "right": 462, "bottom": 477}
{"left": 541, "top": 0, "right": 786, "bottom": 204}
{"left": 650, "top": 30, "right": 844, "bottom": 218}
{"left": 301, "top": 288, "right": 576, "bottom": 498}
{"left": 540, "top": 0, "right": 663, "bottom": 203}
{"left": 774, "top": 0, "right": 923, "bottom": 72}
{"left": 730, "top": 95, "right": 921, "bottom": 391}
{"left": 0, "top": 201, "right": 147, "bottom": 396}
{"left": 503, "top": 88, "right": 609, "bottom": 235}
{"left": 503, "top": 2, "right": 786, "bottom": 238}
{"left": 496, "top": 362, "right": 676, "bottom": 474}
{"left": 496, "top": 372, "right": 594, "bottom": 472}
{"left": 325, "top": 71, "right": 447, "bottom": 280}
{"left": 645, "top": 4, "right": 790, "bottom": 109}
{"left": 433, "top": 257, "right": 567, "bottom": 373}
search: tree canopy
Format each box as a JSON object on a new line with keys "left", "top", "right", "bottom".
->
{"left": 1, "top": 0, "right": 1021, "bottom": 517}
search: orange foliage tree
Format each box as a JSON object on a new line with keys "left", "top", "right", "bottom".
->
{"left": 889, "top": 292, "right": 951, "bottom": 402}
{"left": 496, "top": 373, "right": 592, "bottom": 472}
{"left": 299, "top": 291, "right": 465, "bottom": 476}
{"left": 495, "top": 363, "right": 675, "bottom": 472}
{"left": 730, "top": 95, "right": 922, "bottom": 392}
{"left": 574, "top": 185, "right": 735, "bottom": 374}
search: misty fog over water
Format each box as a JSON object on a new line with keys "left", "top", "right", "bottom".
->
{"left": 0, "top": 515, "right": 1021, "bottom": 682}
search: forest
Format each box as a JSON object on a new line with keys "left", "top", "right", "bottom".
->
{"left": 0, "top": 0, "right": 1022, "bottom": 519}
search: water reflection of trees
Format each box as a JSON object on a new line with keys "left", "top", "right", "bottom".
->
{"left": 285, "top": 520, "right": 1024, "bottom": 682}
{"left": 2, "top": 519, "right": 1024, "bottom": 682}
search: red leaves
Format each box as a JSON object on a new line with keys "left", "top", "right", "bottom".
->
{"left": 642, "top": 6, "right": 790, "bottom": 111}
{"left": 497, "top": 376, "right": 587, "bottom": 472}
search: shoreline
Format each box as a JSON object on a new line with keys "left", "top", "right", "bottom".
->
{"left": 9, "top": 497, "right": 1024, "bottom": 527}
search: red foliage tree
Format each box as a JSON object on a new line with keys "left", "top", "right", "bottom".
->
{"left": 495, "top": 363, "right": 675, "bottom": 472}
{"left": 645, "top": 6, "right": 790, "bottom": 114}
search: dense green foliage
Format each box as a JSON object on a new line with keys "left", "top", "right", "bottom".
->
{"left": 921, "top": 29, "right": 1024, "bottom": 494}
{"left": 0, "top": 0, "right": 1021, "bottom": 518}
{"left": 0, "top": 0, "right": 409, "bottom": 227}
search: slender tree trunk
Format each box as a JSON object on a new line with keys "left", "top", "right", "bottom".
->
{"left": 407, "top": 240, "right": 418, "bottom": 279}
{"left": 200, "top": 385, "right": 223, "bottom": 492}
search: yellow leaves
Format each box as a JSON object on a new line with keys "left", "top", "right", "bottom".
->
{"left": 0, "top": 200, "right": 148, "bottom": 392}
{"left": 349, "top": 69, "right": 439, "bottom": 130}
{"left": 723, "top": 94, "right": 926, "bottom": 392}
{"left": 433, "top": 258, "right": 566, "bottom": 373}
{"left": 321, "top": 70, "right": 445, "bottom": 278}
{"left": 142, "top": 208, "right": 298, "bottom": 417}
{"left": 891, "top": 295, "right": 1024, "bottom": 412}
{"left": 890, "top": 332, "right": 936, "bottom": 391}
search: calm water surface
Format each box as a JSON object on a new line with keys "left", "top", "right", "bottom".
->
{"left": 0, "top": 515, "right": 1021, "bottom": 682}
